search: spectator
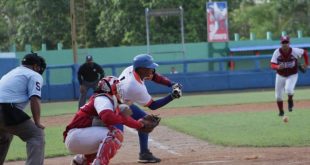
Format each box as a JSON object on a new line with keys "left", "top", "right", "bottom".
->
{"left": 77, "top": 55, "right": 104, "bottom": 108}
{"left": 170, "top": 66, "right": 178, "bottom": 74}
{"left": 0, "top": 52, "right": 46, "bottom": 165}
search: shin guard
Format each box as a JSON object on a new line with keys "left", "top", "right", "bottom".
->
{"left": 92, "top": 128, "right": 123, "bottom": 165}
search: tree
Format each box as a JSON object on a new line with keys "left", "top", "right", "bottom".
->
{"left": 96, "top": 0, "right": 146, "bottom": 46}
{"left": 229, "top": 0, "right": 310, "bottom": 40}
{"left": 15, "top": 0, "right": 70, "bottom": 50}
{"left": 272, "top": 0, "right": 310, "bottom": 37}
{"left": 229, "top": 2, "right": 277, "bottom": 40}
{"left": 1, "top": 0, "right": 310, "bottom": 51}
{"left": 96, "top": 0, "right": 208, "bottom": 46}
{"left": 0, "top": 0, "right": 19, "bottom": 51}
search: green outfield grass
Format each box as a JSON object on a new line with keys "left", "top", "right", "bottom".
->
{"left": 165, "top": 87, "right": 310, "bottom": 109}
{"left": 6, "top": 126, "right": 68, "bottom": 161}
{"left": 5, "top": 88, "right": 310, "bottom": 161}
{"left": 28, "top": 87, "right": 310, "bottom": 117}
{"left": 162, "top": 108, "right": 310, "bottom": 147}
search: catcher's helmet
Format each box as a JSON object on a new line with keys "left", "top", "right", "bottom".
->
{"left": 133, "top": 54, "right": 158, "bottom": 69}
{"left": 22, "top": 52, "right": 46, "bottom": 75}
{"left": 95, "top": 76, "right": 123, "bottom": 102}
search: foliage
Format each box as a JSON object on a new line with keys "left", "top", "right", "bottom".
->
{"left": 0, "top": 0, "right": 18, "bottom": 51}
{"left": 0, "top": 16, "right": 9, "bottom": 50}
{"left": 229, "top": 0, "right": 310, "bottom": 40}
{"left": 0, "top": 0, "right": 310, "bottom": 50}
{"left": 229, "top": 3, "right": 277, "bottom": 39}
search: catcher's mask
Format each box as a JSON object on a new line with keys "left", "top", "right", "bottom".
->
{"left": 22, "top": 52, "right": 46, "bottom": 75}
{"left": 95, "top": 76, "right": 123, "bottom": 103}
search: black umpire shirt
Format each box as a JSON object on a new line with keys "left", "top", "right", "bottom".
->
{"left": 78, "top": 62, "right": 104, "bottom": 84}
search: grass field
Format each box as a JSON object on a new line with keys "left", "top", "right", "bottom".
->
{"left": 163, "top": 108, "right": 310, "bottom": 147}
{"left": 26, "top": 88, "right": 310, "bottom": 117}
{"left": 5, "top": 88, "right": 310, "bottom": 161}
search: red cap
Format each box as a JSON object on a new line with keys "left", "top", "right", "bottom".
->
{"left": 280, "top": 35, "right": 290, "bottom": 43}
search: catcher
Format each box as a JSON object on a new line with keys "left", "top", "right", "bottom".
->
{"left": 270, "top": 35, "right": 309, "bottom": 116}
{"left": 63, "top": 76, "right": 160, "bottom": 165}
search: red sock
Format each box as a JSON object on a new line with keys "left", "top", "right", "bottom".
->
{"left": 85, "top": 153, "right": 97, "bottom": 165}
{"left": 277, "top": 101, "right": 284, "bottom": 112}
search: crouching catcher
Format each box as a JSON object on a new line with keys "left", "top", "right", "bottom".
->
{"left": 63, "top": 76, "right": 156, "bottom": 165}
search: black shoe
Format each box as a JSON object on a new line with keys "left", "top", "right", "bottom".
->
{"left": 138, "top": 150, "right": 161, "bottom": 163}
{"left": 71, "top": 154, "right": 87, "bottom": 165}
{"left": 278, "top": 111, "right": 284, "bottom": 116}
{"left": 288, "top": 100, "right": 294, "bottom": 112}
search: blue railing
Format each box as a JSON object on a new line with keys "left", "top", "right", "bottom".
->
{"left": 42, "top": 55, "right": 310, "bottom": 101}
{"left": 44, "top": 54, "right": 273, "bottom": 87}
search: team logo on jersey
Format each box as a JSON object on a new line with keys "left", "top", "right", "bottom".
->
{"left": 279, "top": 61, "right": 295, "bottom": 68}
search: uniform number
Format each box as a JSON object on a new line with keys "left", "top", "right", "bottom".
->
{"left": 36, "top": 82, "right": 41, "bottom": 91}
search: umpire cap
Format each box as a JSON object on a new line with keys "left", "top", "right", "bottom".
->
{"left": 22, "top": 52, "right": 46, "bottom": 75}
{"left": 133, "top": 54, "right": 158, "bottom": 69}
{"left": 86, "top": 55, "right": 93, "bottom": 61}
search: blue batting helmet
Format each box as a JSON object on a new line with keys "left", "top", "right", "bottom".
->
{"left": 133, "top": 54, "right": 158, "bottom": 69}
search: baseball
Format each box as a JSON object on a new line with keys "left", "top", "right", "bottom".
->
{"left": 282, "top": 116, "right": 289, "bottom": 123}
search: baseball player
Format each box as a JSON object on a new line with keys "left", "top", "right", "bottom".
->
{"left": 270, "top": 35, "right": 309, "bottom": 116}
{"left": 116, "top": 54, "right": 182, "bottom": 163}
{"left": 64, "top": 76, "right": 147, "bottom": 165}
{"left": 0, "top": 53, "right": 46, "bottom": 165}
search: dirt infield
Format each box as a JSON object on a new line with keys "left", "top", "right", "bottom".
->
{"left": 5, "top": 100, "right": 310, "bottom": 165}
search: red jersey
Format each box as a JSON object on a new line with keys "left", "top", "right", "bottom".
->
{"left": 63, "top": 93, "right": 142, "bottom": 141}
{"left": 271, "top": 47, "right": 306, "bottom": 77}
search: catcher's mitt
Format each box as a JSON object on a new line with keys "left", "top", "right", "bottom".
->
{"left": 298, "top": 63, "right": 307, "bottom": 73}
{"left": 138, "top": 114, "right": 161, "bottom": 133}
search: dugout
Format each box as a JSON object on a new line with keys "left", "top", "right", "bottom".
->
{"left": 0, "top": 53, "right": 19, "bottom": 78}
{"left": 228, "top": 38, "right": 310, "bottom": 71}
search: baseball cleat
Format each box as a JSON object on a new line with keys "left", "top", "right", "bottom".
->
{"left": 138, "top": 150, "right": 161, "bottom": 163}
{"left": 278, "top": 111, "right": 284, "bottom": 116}
{"left": 71, "top": 154, "right": 87, "bottom": 165}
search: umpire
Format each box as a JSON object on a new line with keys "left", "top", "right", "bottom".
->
{"left": 0, "top": 52, "right": 46, "bottom": 165}
{"left": 77, "top": 55, "right": 104, "bottom": 108}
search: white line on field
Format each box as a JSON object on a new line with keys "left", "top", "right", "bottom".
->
{"left": 190, "top": 160, "right": 232, "bottom": 164}
{"left": 125, "top": 127, "right": 182, "bottom": 156}
{"left": 287, "top": 161, "right": 310, "bottom": 164}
